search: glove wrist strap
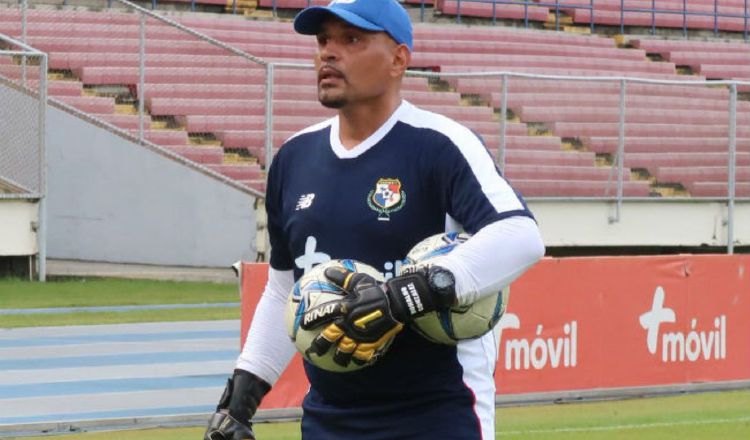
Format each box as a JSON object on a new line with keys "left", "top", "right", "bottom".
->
{"left": 385, "top": 272, "right": 434, "bottom": 320}
{"left": 226, "top": 369, "right": 271, "bottom": 425}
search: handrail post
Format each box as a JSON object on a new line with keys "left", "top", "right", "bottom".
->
{"left": 609, "top": 78, "right": 626, "bottom": 224}
{"left": 499, "top": 74, "right": 508, "bottom": 173}
{"left": 524, "top": 1, "right": 529, "bottom": 28}
{"left": 590, "top": 0, "right": 595, "bottom": 33}
{"left": 745, "top": 0, "right": 748, "bottom": 41}
{"left": 714, "top": 0, "right": 719, "bottom": 35}
{"left": 265, "top": 63, "right": 275, "bottom": 171}
{"left": 37, "top": 53, "right": 48, "bottom": 282}
{"left": 21, "top": 0, "right": 27, "bottom": 87}
{"left": 651, "top": 0, "right": 656, "bottom": 34}
{"left": 555, "top": 0, "right": 560, "bottom": 31}
{"left": 457, "top": 0, "right": 462, "bottom": 24}
{"left": 683, "top": 0, "right": 688, "bottom": 37}
{"left": 138, "top": 13, "right": 146, "bottom": 144}
{"left": 620, "top": 0, "right": 625, "bottom": 34}
{"left": 727, "top": 83, "right": 737, "bottom": 254}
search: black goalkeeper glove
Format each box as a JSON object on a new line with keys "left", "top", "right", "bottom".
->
{"left": 299, "top": 264, "right": 457, "bottom": 368}
{"left": 204, "top": 369, "right": 271, "bottom": 440}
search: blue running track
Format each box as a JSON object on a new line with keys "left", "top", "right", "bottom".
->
{"left": 0, "top": 320, "right": 240, "bottom": 426}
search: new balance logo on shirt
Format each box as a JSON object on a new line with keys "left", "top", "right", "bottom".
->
{"left": 296, "top": 193, "right": 316, "bottom": 210}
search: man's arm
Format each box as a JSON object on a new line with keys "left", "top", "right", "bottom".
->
{"left": 235, "top": 268, "right": 297, "bottom": 383}
{"left": 430, "top": 216, "right": 545, "bottom": 306}
{"left": 205, "top": 267, "right": 296, "bottom": 440}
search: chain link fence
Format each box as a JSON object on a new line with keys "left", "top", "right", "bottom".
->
{"left": 0, "top": 34, "right": 45, "bottom": 199}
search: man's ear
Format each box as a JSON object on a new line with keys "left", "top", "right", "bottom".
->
{"left": 391, "top": 44, "right": 411, "bottom": 78}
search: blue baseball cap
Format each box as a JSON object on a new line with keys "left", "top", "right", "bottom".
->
{"left": 293, "top": 0, "right": 413, "bottom": 52}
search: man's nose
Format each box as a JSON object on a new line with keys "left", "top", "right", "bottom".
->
{"left": 319, "top": 41, "right": 341, "bottom": 62}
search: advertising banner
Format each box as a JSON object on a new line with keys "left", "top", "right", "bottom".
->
{"left": 240, "top": 255, "right": 750, "bottom": 409}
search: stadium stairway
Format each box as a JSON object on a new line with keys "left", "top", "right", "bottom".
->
{"left": 1, "top": 6, "right": 748, "bottom": 197}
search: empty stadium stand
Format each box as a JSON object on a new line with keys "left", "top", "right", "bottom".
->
{"left": 1, "top": 4, "right": 748, "bottom": 198}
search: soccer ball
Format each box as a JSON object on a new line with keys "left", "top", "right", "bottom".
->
{"left": 402, "top": 232, "right": 510, "bottom": 345}
{"left": 285, "top": 259, "right": 387, "bottom": 373}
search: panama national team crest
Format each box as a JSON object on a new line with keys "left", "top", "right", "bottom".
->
{"left": 367, "top": 178, "right": 406, "bottom": 221}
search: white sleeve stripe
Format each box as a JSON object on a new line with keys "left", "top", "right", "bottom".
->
{"left": 399, "top": 101, "right": 524, "bottom": 214}
{"left": 284, "top": 116, "right": 336, "bottom": 144}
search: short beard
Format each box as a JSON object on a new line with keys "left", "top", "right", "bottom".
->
{"left": 319, "top": 97, "right": 346, "bottom": 109}
{"left": 318, "top": 88, "right": 347, "bottom": 109}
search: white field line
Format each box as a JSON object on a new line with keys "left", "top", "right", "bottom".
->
{"left": 497, "top": 416, "right": 750, "bottom": 436}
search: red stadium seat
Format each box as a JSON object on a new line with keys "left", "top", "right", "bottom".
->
{"left": 509, "top": 180, "right": 650, "bottom": 197}
{"left": 165, "top": 146, "right": 225, "bottom": 165}
{"left": 582, "top": 137, "right": 750, "bottom": 154}
{"left": 207, "top": 164, "right": 263, "bottom": 181}
{"left": 436, "top": 0, "right": 549, "bottom": 22}
{"left": 518, "top": 106, "right": 750, "bottom": 125}
{"left": 683, "top": 181, "right": 750, "bottom": 197}
{"left": 551, "top": 123, "right": 750, "bottom": 138}
{"left": 505, "top": 164, "right": 631, "bottom": 181}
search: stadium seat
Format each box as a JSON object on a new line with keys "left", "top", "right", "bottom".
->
{"left": 93, "top": 114, "right": 152, "bottom": 130}
{"left": 435, "top": 0, "right": 549, "bottom": 22}
{"left": 682, "top": 181, "right": 750, "bottom": 197}
{"left": 165, "top": 145, "right": 225, "bottom": 165}
{"left": 412, "top": 40, "right": 647, "bottom": 60}
{"left": 207, "top": 164, "right": 262, "bottom": 181}
{"left": 505, "top": 150, "right": 597, "bottom": 166}
{"left": 624, "top": 153, "right": 750, "bottom": 177}
{"left": 499, "top": 93, "right": 748, "bottom": 112}
{"left": 655, "top": 166, "right": 750, "bottom": 183}
{"left": 518, "top": 106, "right": 750, "bottom": 125}
{"left": 411, "top": 53, "right": 677, "bottom": 74}
{"left": 509, "top": 180, "right": 651, "bottom": 197}
{"left": 551, "top": 123, "right": 750, "bottom": 138}
{"left": 55, "top": 96, "right": 116, "bottom": 114}
{"left": 128, "top": 130, "right": 190, "bottom": 146}
{"left": 582, "top": 137, "right": 750, "bottom": 154}
{"left": 504, "top": 164, "right": 632, "bottom": 181}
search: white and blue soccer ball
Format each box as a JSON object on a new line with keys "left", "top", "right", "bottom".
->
{"left": 402, "top": 232, "right": 510, "bottom": 345}
{"left": 285, "top": 259, "right": 386, "bottom": 373}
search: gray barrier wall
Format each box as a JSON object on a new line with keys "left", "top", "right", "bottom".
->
{"left": 46, "top": 105, "right": 257, "bottom": 268}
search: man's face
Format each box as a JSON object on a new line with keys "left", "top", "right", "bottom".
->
{"left": 314, "top": 17, "right": 401, "bottom": 109}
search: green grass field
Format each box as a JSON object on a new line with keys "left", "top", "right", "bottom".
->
{"left": 9, "top": 390, "right": 750, "bottom": 440}
{"left": 0, "top": 277, "right": 239, "bottom": 328}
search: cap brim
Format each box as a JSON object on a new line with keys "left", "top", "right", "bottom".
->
{"left": 293, "top": 6, "right": 385, "bottom": 35}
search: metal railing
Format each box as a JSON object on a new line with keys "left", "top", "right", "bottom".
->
{"left": 9, "top": 1, "right": 749, "bottom": 252}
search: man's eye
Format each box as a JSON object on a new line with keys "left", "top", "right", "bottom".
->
{"left": 348, "top": 35, "right": 360, "bottom": 43}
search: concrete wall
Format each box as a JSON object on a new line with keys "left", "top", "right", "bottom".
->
{"left": 529, "top": 200, "right": 750, "bottom": 249}
{"left": 0, "top": 200, "right": 38, "bottom": 256}
{"left": 46, "top": 105, "right": 258, "bottom": 268}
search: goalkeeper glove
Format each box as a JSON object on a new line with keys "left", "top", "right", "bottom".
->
{"left": 300, "top": 264, "right": 456, "bottom": 368}
{"left": 204, "top": 369, "right": 271, "bottom": 440}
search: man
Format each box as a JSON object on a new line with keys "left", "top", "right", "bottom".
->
{"left": 205, "top": 0, "right": 544, "bottom": 439}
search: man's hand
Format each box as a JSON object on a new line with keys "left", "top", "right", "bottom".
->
{"left": 204, "top": 411, "right": 256, "bottom": 440}
{"left": 299, "top": 265, "right": 456, "bottom": 368}
{"left": 204, "top": 370, "right": 270, "bottom": 440}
